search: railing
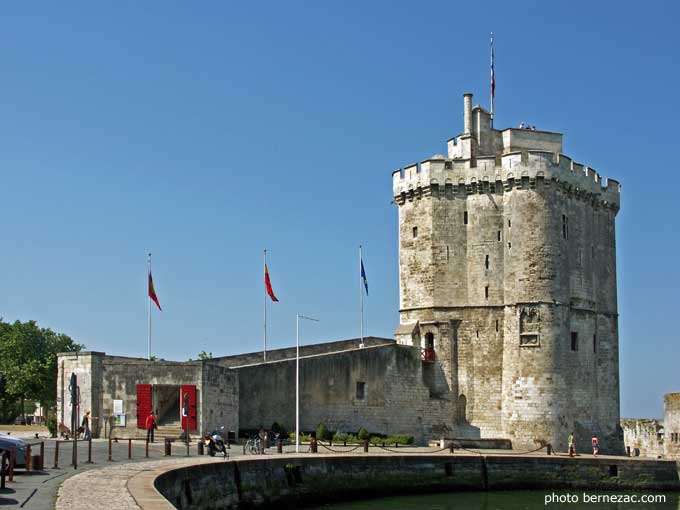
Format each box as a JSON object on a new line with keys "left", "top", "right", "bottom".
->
{"left": 421, "top": 347, "right": 436, "bottom": 362}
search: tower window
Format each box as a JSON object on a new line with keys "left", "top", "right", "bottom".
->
{"left": 485, "top": 286, "right": 489, "bottom": 299}
{"left": 476, "top": 329, "right": 479, "bottom": 338}
{"left": 508, "top": 219, "right": 511, "bottom": 228}
{"left": 447, "top": 246, "right": 450, "bottom": 261}
{"left": 497, "top": 231, "right": 501, "bottom": 242}
{"left": 463, "top": 211, "right": 468, "bottom": 225}
{"left": 508, "top": 242, "right": 512, "bottom": 250}
{"left": 562, "top": 215, "right": 569, "bottom": 240}
{"left": 593, "top": 334, "right": 597, "bottom": 353}
{"left": 495, "top": 319, "right": 499, "bottom": 332}
{"left": 485, "top": 254, "right": 489, "bottom": 270}
{"left": 412, "top": 226, "right": 418, "bottom": 238}
{"left": 356, "top": 381, "right": 366, "bottom": 400}
{"left": 571, "top": 332, "right": 578, "bottom": 351}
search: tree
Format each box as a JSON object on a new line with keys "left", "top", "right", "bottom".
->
{"left": 0, "top": 319, "right": 83, "bottom": 422}
{"left": 198, "top": 351, "right": 213, "bottom": 360}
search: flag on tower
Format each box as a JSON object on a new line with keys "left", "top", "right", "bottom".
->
{"left": 264, "top": 264, "right": 279, "bottom": 302}
{"left": 361, "top": 257, "right": 368, "bottom": 295}
{"left": 148, "top": 270, "right": 162, "bottom": 311}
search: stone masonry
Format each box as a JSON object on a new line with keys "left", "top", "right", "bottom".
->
{"left": 393, "top": 93, "right": 623, "bottom": 453}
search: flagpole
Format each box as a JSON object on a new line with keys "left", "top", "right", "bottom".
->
{"left": 263, "top": 249, "right": 267, "bottom": 362}
{"left": 359, "top": 245, "right": 364, "bottom": 348}
{"left": 147, "top": 253, "right": 152, "bottom": 361}
{"left": 490, "top": 32, "right": 495, "bottom": 127}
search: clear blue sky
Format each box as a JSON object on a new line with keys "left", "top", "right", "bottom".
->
{"left": 0, "top": 1, "right": 677, "bottom": 419}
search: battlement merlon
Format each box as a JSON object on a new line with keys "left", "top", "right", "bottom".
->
{"left": 391, "top": 152, "right": 620, "bottom": 211}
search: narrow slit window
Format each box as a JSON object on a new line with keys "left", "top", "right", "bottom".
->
{"left": 356, "top": 381, "right": 366, "bottom": 400}
{"left": 562, "top": 215, "right": 568, "bottom": 240}
{"left": 484, "top": 286, "right": 489, "bottom": 299}
{"left": 497, "top": 231, "right": 501, "bottom": 241}
{"left": 508, "top": 242, "right": 512, "bottom": 250}
{"left": 412, "top": 226, "right": 418, "bottom": 238}
{"left": 463, "top": 211, "right": 468, "bottom": 225}
{"left": 446, "top": 246, "right": 450, "bottom": 261}
{"left": 495, "top": 319, "right": 499, "bottom": 332}
{"left": 593, "top": 334, "right": 597, "bottom": 353}
{"left": 571, "top": 332, "right": 578, "bottom": 351}
{"left": 508, "top": 219, "right": 511, "bottom": 228}
{"left": 485, "top": 254, "right": 489, "bottom": 269}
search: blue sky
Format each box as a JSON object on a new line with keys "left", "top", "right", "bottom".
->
{"left": 0, "top": 1, "right": 677, "bottom": 418}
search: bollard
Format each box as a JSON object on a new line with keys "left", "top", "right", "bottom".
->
{"left": 329, "top": 438, "right": 333, "bottom": 447}
{"left": 449, "top": 443, "right": 455, "bottom": 454}
{"left": 164, "top": 438, "right": 172, "bottom": 456}
{"left": 343, "top": 440, "right": 347, "bottom": 447}
{"left": 87, "top": 438, "right": 93, "bottom": 463}
{"left": 26, "top": 445, "right": 31, "bottom": 474}
{"left": 626, "top": 446, "right": 631, "bottom": 457}
{"left": 276, "top": 439, "right": 283, "bottom": 454}
{"left": 547, "top": 444, "right": 552, "bottom": 455}
{"left": 1, "top": 452, "right": 5, "bottom": 489}
{"left": 197, "top": 441, "right": 204, "bottom": 456}
{"left": 310, "top": 438, "right": 317, "bottom": 453}
{"left": 54, "top": 441, "right": 60, "bottom": 469}
{"left": 8, "top": 448, "right": 14, "bottom": 482}
{"left": 128, "top": 439, "right": 132, "bottom": 459}
{"left": 40, "top": 442, "right": 45, "bottom": 470}
{"left": 108, "top": 437, "right": 113, "bottom": 461}
{"left": 363, "top": 440, "right": 369, "bottom": 453}
{"left": 145, "top": 440, "right": 149, "bottom": 458}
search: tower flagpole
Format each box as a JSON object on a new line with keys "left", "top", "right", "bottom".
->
{"left": 490, "top": 32, "right": 495, "bottom": 127}
{"left": 264, "top": 249, "right": 267, "bottom": 362}
{"left": 147, "top": 253, "right": 152, "bottom": 360}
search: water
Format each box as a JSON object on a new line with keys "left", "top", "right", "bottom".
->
{"left": 311, "top": 491, "right": 680, "bottom": 510}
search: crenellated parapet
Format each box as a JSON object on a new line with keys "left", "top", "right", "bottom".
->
{"left": 392, "top": 151, "right": 621, "bottom": 212}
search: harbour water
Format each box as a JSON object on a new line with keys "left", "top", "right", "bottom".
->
{"left": 311, "top": 491, "right": 680, "bottom": 510}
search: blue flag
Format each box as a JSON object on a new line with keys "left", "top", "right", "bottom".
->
{"left": 361, "top": 258, "right": 368, "bottom": 295}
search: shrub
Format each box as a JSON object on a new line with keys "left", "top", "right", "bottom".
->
{"left": 357, "top": 427, "right": 369, "bottom": 440}
{"left": 46, "top": 415, "right": 57, "bottom": 438}
{"left": 333, "top": 432, "right": 348, "bottom": 443}
{"left": 386, "top": 434, "right": 414, "bottom": 445}
{"left": 316, "top": 422, "right": 332, "bottom": 441}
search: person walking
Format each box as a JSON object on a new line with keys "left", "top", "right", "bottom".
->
{"left": 82, "top": 411, "right": 92, "bottom": 441}
{"left": 145, "top": 411, "right": 157, "bottom": 443}
{"left": 592, "top": 436, "right": 599, "bottom": 456}
{"left": 568, "top": 432, "right": 575, "bottom": 457}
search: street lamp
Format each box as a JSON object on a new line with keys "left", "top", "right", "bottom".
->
{"left": 296, "top": 314, "right": 319, "bottom": 453}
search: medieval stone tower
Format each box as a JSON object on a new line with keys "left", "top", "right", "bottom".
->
{"left": 392, "top": 93, "right": 623, "bottom": 453}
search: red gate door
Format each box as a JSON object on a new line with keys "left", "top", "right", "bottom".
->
{"left": 180, "top": 385, "right": 197, "bottom": 432}
{"left": 136, "top": 384, "right": 152, "bottom": 429}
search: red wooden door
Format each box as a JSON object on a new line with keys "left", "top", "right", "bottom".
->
{"left": 136, "top": 384, "right": 152, "bottom": 429}
{"left": 180, "top": 385, "right": 197, "bottom": 431}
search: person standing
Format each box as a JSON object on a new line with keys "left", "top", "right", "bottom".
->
{"left": 592, "top": 436, "right": 599, "bottom": 456}
{"left": 145, "top": 411, "right": 157, "bottom": 443}
{"left": 568, "top": 432, "right": 575, "bottom": 457}
{"left": 82, "top": 411, "right": 91, "bottom": 441}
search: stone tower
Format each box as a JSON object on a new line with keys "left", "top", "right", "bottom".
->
{"left": 392, "top": 93, "right": 623, "bottom": 453}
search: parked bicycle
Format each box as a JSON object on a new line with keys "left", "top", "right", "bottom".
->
{"left": 245, "top": 437, "right": 263, "bottom": 455}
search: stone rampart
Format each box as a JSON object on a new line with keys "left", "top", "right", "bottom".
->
{"left": 154, "top": 455, "right": 680, "bottom": 510}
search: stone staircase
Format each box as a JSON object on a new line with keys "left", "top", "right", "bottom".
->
{"left": 155, "top": 422, "right": 200, "bottom": 441}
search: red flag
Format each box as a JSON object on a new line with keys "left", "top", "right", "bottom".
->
{"left": 148, "top": 271, "right": 162, "bottom": 311}
{"left": 264, "top": 264, "right": 279, "bottom": 302}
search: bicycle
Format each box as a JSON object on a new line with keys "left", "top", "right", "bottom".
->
{"left": 245, "top": 437, "right": 263, "bottom": 455}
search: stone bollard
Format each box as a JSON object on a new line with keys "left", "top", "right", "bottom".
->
{"left": 128, "top": 439, "right": 132, "bottom": 459}
{"left": 164, "top": 438, "right": 172, "bottom": 456}
{"left": 547, "top": 444, "right": 552, "bottom": 455}
{"left": 87, "top": 439, "right": 93, "bottom": 463}
{"left": 40, "top": 442, "right": 45, "bottom": 470}
{"left": 449, "top": 443, "right": 455, "bottom": 454}
{"left": 626, "top": 446, "right": 631, "bottom": 457}
{"left": 310, "top": 438, "right": 318, "bottom": 453}
{"left": 276, "top": 439, "right": 283, "bottom": 454}
{"left": 363, "top": 440, "right": 369, "bottom": 453}
{"left": 108, "top": 437, "right": 113, "bottom": 461}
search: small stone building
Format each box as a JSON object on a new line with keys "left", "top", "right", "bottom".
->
{"left": 621, "top": 393, "right": 680, "bottom": 459}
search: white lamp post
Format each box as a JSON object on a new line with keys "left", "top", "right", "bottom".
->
{"left": 296, "top": 314, "right": 319, "bottom": 453}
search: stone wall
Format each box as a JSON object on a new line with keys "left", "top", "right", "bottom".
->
{"left": 621, "top": 419, "right": 665, "bottom": 458}
{"left": 201, "top": 363, "right": 238, "bottom": 434}
{"left": 664, "top": 393, "right": 680, "bottom": 459}
{"left": 155, "top": 454, "right": 680, "bottom": 510}
{"left": 236, "top": 343, "right": 453, "bottom": 443}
